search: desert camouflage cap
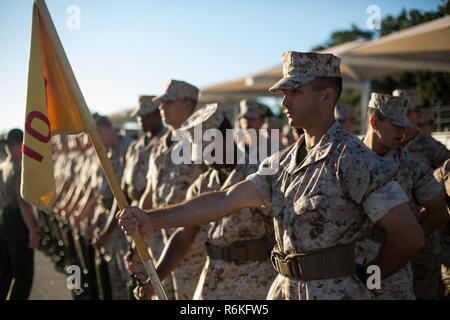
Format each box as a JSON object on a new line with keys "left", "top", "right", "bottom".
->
{"left": 270, "top": 51, "right": 341, "bottom": 94}
{"left": 239, "top": 100, "right": 269, "bottom": 119}
{"left": 153, "top": 79, "right": 199, "bottom": 103}
{"left": 392, "top": 89, "right": 422, "bottom": 112}
{"left": 131, "top": 95, "right": 158, "bottom": 117}
{"left": 180, "top": 103, "right": 226, "bottom": 164}
{"left": 334, "top": 104, "right": 355, "bottom": 121}
{"left": 418, "top": 108, "right": 435, "bottom": 126}
{"left": 368, "top": 93, "right": 412, "bottom": 128}
{"left": 180, "top": 103, "right": 225, "bottom": 139}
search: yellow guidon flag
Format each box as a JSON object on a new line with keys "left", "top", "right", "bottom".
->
{"left": 21, "top": 0, "right": 96, "bottom": 211}
{"left": 21, "top": 0, "right": 168, "bottom": 300}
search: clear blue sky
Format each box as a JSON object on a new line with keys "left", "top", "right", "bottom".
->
{"left": 0, "top": 0, "right": 443, "bottom": 133}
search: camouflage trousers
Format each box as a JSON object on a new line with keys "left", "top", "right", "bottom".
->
{"left": 145, "top": 229, "right": 177, "bottom": 300}
{"left": 371, "top": 263, "right": 415, "bottom": 300}
{"left": 193, "top": 257, "right": 275, "bottom": 300}
{"left": 267, "top": 274, "right": 374, "bottom": 300}
{"left": 104, "top": 227, "right": 129, "bottom": 300}
{"left": 411, "top": 234, "right": 441, "bottom": 300}
{"left": 171, "top": 229, "right": 207, "bottom": 300}
{"left": 355, "top": 238, "right": 415, "bottom": 299}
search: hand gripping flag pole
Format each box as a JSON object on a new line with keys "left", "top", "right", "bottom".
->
{"left": 21, "top": 0, "right": 167, "bottom": 300}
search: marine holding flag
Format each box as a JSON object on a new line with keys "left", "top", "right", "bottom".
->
{"left": 20, "top": 0, "right": 167, "bottom": 300}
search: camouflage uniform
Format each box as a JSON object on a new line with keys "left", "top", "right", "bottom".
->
{"left": 246, "top": 121, "right": 409, "bottom": 300}
{"left": 94, "top": 133, "right": 132, "bottom": 300}
{"left": 434, "top": 159, "right": 450, "bottom": 298}
{"left": 0, "top": 157, "right": 21, "bottom": 210}
{"left": 405, "top": 132, "right": 449, "bottom": 300}
{"left": 418, "top": 108, "right": 435, "bottom": 134}
{"left": 168, "top": 168, "right": 225, "bottom": 300}
{"left": 404, "top": 130, "right": 450, "bottom": 171}
{"left": 239, "top": 100, "right": 269, "bottom": 120}
{"left": 145, "top": 80, "right": 203, "bottom": 299}
{"left": 356, "top": 148, "right": 442, "bottom": 300}
{"left": 122, "top": 96, "right": 166, "bottom": 206}
{"left": 393, "top": 89, "right": 450, "bottom": 171}
{"left": 356, "top": 93, "right": 443, "bottom": 300}
{"left": 394, "top": 89, "right": 450, "bottom": 299}
{"left": 238, "top": 100, "right": 275, "bottom": 161}
{"left": 243, "top": 52, "right": 409, "bottom": 300}
{"left": 194, "top": 163, "right": 276, "bottom": 300}
{"left": 122, "top": 129, "right": 166, "bottom": 206}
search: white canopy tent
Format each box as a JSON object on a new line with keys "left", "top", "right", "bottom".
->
{"left": 109, "top": 16, "right": 450, "bottom": 128}
{"left": 201, "top": 16, "right": 450, "bottom": 130}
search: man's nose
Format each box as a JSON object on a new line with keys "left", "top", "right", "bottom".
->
{"left": 282, "top": 95, "right": 290, "bottom": 108}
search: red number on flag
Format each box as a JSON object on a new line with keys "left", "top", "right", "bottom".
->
{"left": 22, "top": 111, "right": 51, "bottom": 162}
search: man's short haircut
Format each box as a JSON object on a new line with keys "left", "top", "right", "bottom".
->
{"left": 310, "top": 77, "right": 343, "bottom": 104}
{"left": 6, "top": 129, "right": 24, "bottom": 147}
{"left": 96, "top": 116, "right": 112, "bottom": 128}
{"left": 367, "top": 107, "right": 388, "bottom": 122}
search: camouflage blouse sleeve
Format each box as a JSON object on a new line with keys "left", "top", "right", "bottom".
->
{"left": 409, "top": 153, "right": 443, "bottom": 205}
{"left": 245, "top": 154, "right": 277, "bottom": 207}
{"left": 339, "top": 148, "right": 409, "bottom": 223}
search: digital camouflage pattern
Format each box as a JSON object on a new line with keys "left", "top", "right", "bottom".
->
{"left": 246, "top": 121, "right": 409, "bottom": 300}
{"left": 269, "top": 51, "right": 341, "bottom": 93}
{"left": 404, "top": 129, "right": 449, "bottom": 299}
{"left": 356, "top": 148, "right": 442, "bottom": 300}
{"left": 194, "top": 162, "right": 276, "bottom": 300}
{"left": 404, "top": 130, "right": 450, "bottom": 171}
{"left": 392, "top": 89, "right": 421, "bottom": 112}
{"left": 96, "top": 134, "right": 132, "bottom": 300}
{"left": 153, "top": 79, "right": 199, "bottom": 103}
{"left": 171, "top": 168, "right": 225, "bottom": 300}
{"left": 145, "top": 129, "right": 204, "bottom": 299}
{"left": 122, "top": 128, "right": 167, "bottom": 203}
{"left": 239, "top": 100, "right": 269, "bottom": 119}
{"left": 368, "top": 93, "right": 412, "bottom": 128}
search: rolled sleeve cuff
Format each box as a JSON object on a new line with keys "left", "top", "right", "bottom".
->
{"left": 246, "top": 173, "right": 272, "bottom": 207}
{"left": 363, "top": 180, "right": 409, "bottom": 223}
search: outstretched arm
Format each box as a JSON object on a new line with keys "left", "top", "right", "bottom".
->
{"left": 117, "top": 180, "right": 264, "bottom": 238}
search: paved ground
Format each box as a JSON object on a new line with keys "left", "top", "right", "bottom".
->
{"left": 29, "top": 250, "right": 72, "bottom": 300}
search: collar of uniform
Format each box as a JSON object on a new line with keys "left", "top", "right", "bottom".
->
{"left": 161, "top": 128, "right": 175, "bottom": 151}
{"left": 287, "top": 121, "right": 339, "bottom": 174}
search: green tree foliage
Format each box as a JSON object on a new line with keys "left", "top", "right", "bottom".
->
{"left": 312, "top": 0, "right": 450, "bottom": 107}
{"left": 311, "top": 24, "right": 373, "bottom": 51}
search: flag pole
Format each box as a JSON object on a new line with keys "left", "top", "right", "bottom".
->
{"left": 88, "top": 129, "right": 168, "bottom": 300}
{"left": 34, "top": 0, "right": 167, "bottom": 300}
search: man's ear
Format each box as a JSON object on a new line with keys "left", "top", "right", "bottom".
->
{"left": 321, "top": 87, "right": 335, "bottom": 107}
{"left": 182, "top": 99, "right": 194, "bottom": 114}
{"left": 369, "top": 114, "right": 377, "bottom": 130}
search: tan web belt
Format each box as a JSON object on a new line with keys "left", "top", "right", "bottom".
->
{"left": 270, "top": 243, "right": 356, "bottom": 281}
{"left": 205, "top": 234, "right": 275, "bottom": 262}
